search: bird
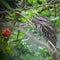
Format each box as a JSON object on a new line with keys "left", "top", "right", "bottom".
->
{"left": 32, "top": 14, "right": 57, "bottom": 46}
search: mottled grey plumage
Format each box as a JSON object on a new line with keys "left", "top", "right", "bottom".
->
{"left": 32, "top": 15, "right": 57, "bottom": 46}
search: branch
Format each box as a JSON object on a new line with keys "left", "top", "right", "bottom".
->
{"left": 21, "top": 0, "right": 26, "bottom": 8}
{"left": 0, "top": 0, "right": 59, "bottom": 14}
{"left": 18, "top": 25, "right": 57, "bottom": 51}
{"left": 9, "top": 12, "right": 19, "bottom": 31}
{"left": 23, "top": 0, "right": 59, "bottom": 10}
{"left": 9, "top": 0, "right": 27, "bottom": 31}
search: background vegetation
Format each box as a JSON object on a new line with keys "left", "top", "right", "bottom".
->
{"left": 0, "top": 0, "right": 60, "bottom": 60}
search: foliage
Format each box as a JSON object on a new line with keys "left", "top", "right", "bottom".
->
{"left": 0, "top": 0, "right": 60, "bottom": 60}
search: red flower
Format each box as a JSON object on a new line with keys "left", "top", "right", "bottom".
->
{"left": 2, "top": 28, "right": 11, "bottom": 36}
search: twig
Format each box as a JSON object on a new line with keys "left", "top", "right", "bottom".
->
{"left": 54, "top": 4, "right": 57, "bottom": 17}
{"left": 21, "top": 0, "right": 26, "bottom": 8}
{"left": 16, "top": 22, "right": 20, "bottom": 40}
{"left": 23, "top": 0, "right": 59, "bottom": 10}
{"left": 0, "top": 0, "right": 59, "bottom": 14}
{"left": 10, "top": 12, "right": 19, "bottom": 31}
{"left": 10, "top": 0, "right": 26, "bottom": 31}
{"left": 18, "top": 25, "right": 57, "bottom": 51}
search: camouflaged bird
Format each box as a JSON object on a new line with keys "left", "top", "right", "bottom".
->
{"left": 32, "top": 14, "right": 57, "bottom": 46}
